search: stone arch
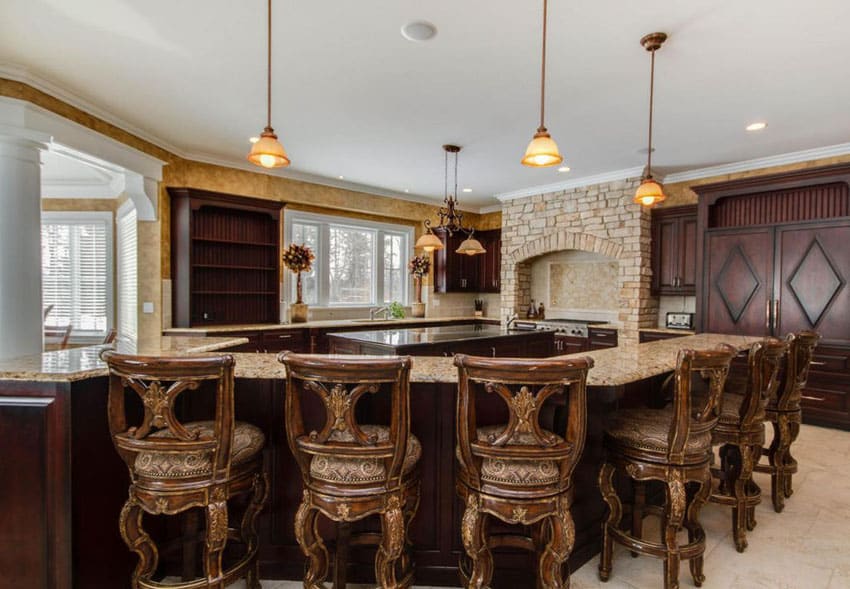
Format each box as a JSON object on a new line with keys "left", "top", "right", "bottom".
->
{"left": 507, "top": 230, "right": 624, "bottom": 264}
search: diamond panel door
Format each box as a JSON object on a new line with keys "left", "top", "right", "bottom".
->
{"left": 776, "top": 221, "right": 850, "bottom": 342}
{"left": 705, "top": 228, "right": 774, "bottom": 336}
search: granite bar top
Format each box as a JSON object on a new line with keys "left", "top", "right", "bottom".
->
{"left": 328, "top": 324, "right": 548, "bottom": 347}
{"left": 163, "top": 316, "right": 497, "bottom": 335}
{"left": 639, "top": 327, "right": 697, "bottom": 336}
{"left": 0, "top": 333, "right": 760, "bottom": 387}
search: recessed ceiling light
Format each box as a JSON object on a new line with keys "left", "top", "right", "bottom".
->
{"left": 746, "top": 122, "right": 768, "bottom": 131}
{"left": 462, "top": 188, "right": 472, "bottom": 193}
{"left": 558, "top": 166, "right": 570, "bottom": 173}
{"left": 401, "top": 21, "right": 437, "bottom": 42}
{"left": 338, "top": 175, "right": 345, "bottom": 179}
{"left": 249, "top": 136, "right": 260, "bottom": 143}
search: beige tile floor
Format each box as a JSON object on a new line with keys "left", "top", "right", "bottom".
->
{"left": 233, "top": 423, "right": 850, "bottom": 589}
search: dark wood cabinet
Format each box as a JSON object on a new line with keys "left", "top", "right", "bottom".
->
{"left": 554, "top": 334, "right": 588, "bottom": 355}
{"left": 695, "top": 164, "right": 850, "bottom": 428}
{"left": 651, "top": 205, "right": 697, "bottom": 295}
{"left": 328, "top": 329, "right": 553, "bottom": 358}
{"left": 588, "top": 327, "right": 618, "bottom": 350}
{"left": 638, "top": 330, "right": 691, "bottom": 343}
{"left": 432, "top": 229, "right": 479, "bottom": 293}
{"left": 169, "top": 187, "right": 283, "bottom": 327}
{"left": 476, "top": 229, "right": 502, "bottom": 293}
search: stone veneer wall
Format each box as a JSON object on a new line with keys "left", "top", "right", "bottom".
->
{"left": 500, "top": 177, "right": 658, "bottom": 344}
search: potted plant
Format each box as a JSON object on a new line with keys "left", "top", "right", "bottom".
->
{"left": 408, "top": 254, "right": 430, "bottom": 318}
{"left": 282, "top": 242, "right": 315, "bottom": 323}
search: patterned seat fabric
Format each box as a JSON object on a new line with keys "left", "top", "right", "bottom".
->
{"left": 309, "top": 425, "right": 421, "bottom": 484}
{"left": 604, "top": 408, "right": 711, "bottom": 456}
{"left": 718, "top": 393, "right": 744, "bottom": 425}
{"left": 135, "top": 420, "right": 265, "bottom": 479}
{"left": 458, "top": 425, "right": 564, "bottom": 487}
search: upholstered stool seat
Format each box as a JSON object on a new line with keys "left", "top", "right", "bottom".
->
{"left": 136, "top": 421, "right": 265, "bottom": 479}
{"left": 310, "top": 425, "right": 421, "bottom": 484}
{"left": 604, "top": 408, "right": 713, "bottom": 461}
{"left": 718, "top": 394, "right": 744, "bottom": 426}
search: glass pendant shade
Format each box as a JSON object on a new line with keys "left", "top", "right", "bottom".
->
{"left": 633, "top": 177, "right": 666, "bottom": 206}
{"left": 521, "top": 129, "right": 563, "bottom": 167}
{"left": 247, "top": 128, "right": 290, "bottom": 168}
{"left": 456, "top": 236, "right": 486, "bottom": 256}
{"left": 415, "top": 231, "right": 444, "bottom": 252}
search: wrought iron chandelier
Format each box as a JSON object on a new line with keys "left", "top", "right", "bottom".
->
{"left": 415, "top": 145, "right": 486, "bottom": 256}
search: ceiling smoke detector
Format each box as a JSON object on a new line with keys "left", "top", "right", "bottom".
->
{"left": 401, "top": 21, "right": 437, "bottom": 42}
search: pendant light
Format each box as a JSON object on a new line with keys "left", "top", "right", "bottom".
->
{"left": 247, "top": 0, "right": 290, "bottom": 169}
{"left": 415, "top": 145, "right": 486, "bottom": 256}
{"left": 521, "top": 0, "right": 563, "bottom": 167}
{"left": 634, "top": 32, "right": 667, "bottom": 206}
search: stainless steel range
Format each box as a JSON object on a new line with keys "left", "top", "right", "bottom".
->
{"left": 535, "top": 318, "right": 609, "bottom": 338}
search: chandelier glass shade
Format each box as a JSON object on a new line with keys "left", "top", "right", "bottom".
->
{"left": 247, "top": 0, "right": 290, "bottom": 169}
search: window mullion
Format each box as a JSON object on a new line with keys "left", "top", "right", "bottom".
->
{"left": 375, "top": 230, "right": 384, "bottom": 306}
{"left": 319, "top": 224, "right": 330, "bottom": 307}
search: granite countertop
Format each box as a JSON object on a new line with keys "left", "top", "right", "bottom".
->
{"left": 0, "top": 336, "right": 248, "bottom": 382}
{"left": 328, "top": 324, "right": 548, "bottom": 347}
{"left": 639, "top": 327, "right": 697, "bottom": 336}
{"left": 0, "top": 333, "right": 760, "bottom": 387}
{"left": 162, "top": 316, "right": 497, "bottom": 335}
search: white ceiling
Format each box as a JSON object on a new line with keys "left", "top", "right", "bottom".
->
{"left": 3, "top": 0, "right": 850, "bottom": 209}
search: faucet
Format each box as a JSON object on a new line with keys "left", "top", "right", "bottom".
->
{"left": 506, "top": 311, "right": 519, "bottom": 330}
{"left": 370, "top": 305, "right": 391, "bottom": 320}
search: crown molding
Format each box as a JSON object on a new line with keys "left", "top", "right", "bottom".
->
{"left": 661, "top": 142, "right": 850, "bottom": 184}
{"left": 478, "top": 204, "right": 503, "bottom": 214}
{"left": 495, "top": 166, "right": 644, "bottom": 202}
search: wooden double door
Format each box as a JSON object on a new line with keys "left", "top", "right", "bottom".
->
{"left": 704, "top": 220, "right": 849, "bottom": 342}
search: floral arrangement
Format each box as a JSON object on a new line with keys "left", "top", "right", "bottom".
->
{"left": 282, "top": 243, "right": 314, "bottom": 304}
{"left": 408, "top": 255, "right": 431, "bottom": 278}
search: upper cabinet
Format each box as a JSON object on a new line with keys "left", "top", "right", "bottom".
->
{"left": 431, "top": 228, "right": 501, "bottom": 293}
{"left": 651, "top": 205, "right": 697, "bottom": 295}
{"left": 169, "top": 187, "right": 283, "bottom": 327}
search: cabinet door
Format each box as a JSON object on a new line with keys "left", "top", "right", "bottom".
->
{"left": 775, "top": 222, "right": 850, "bottom": 342}
{"left": 679, "top": 215, "right": 698, "bottom": 291}
{"left": 651, "top": 206, "right": 697, "bottom": 295}
{"left": 477, "top": 230, "right": 501, "bottom": 293}
{"left": 653, "top": 216, "right": 679, "bottom": 292}
{"left": 704, "top": 228, "right": 774, "bottom": 336}
{"left": 433, "top": 229, "right": 480, "bottom": 293}
{"left": 262, "top": 329, "right": 308, "bottom": 353}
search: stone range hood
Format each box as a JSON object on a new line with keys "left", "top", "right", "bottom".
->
{"left": 499, "top": 177, "right": 658, "bottom": 344}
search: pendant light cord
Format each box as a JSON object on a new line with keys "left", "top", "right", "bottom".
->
{"left": 266, "top": 0, "right": 272, "bottom": 129}
{"left": 539, "top": 0, "right": 548, "bottom": 131}
{"left": 646, "top": 47, "right": 655, "bottom": 176}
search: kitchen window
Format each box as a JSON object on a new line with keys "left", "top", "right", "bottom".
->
{"left": 285, "top": 211, "right": 412, "bottom": 306}
{"left": 41, "top": 211, "right": 113, "bottom": 339}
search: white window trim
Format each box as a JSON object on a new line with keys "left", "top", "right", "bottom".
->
{"left": 284, "top": 211, "right": 414, "bottom": 308}
{"left": 116, "top": 200, "right": 138, "bottom": 342}
{"left": 41, "top": 210, "right": 114, "bottom": 341}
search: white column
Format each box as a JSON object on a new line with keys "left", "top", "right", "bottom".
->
{"left": 0, "top": 127, "right": 50, "bottom": 359}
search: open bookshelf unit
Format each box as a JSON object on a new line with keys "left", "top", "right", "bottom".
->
{"left": 168, "top": 187, "right": 284, "bottom": 327}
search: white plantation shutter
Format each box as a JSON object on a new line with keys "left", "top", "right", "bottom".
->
{"left": 117, "top": 204, "right": 138, "bottom": 340}
{"left": 41, "top": 212, "right": 113, "bottom": 337}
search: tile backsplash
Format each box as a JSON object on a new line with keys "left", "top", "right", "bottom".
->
{"left": 657, "top": 295, "right": 696, "bottom": 327}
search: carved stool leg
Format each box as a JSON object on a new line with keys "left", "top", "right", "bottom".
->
{"left": 784, "top": 419, "right": 801, "bottom": 499}
{"left": 731, "top": 444, "right": 756, "bottom": 553}
{"left": 399, "top": 484, "right": 421, "bottom": 586}
{"left": 686, "top": 473, "right": 711, "bottom": 587}
{"left": 203, "top": 489, "right": 229, "bottom": 588}
{"left": 295, "top": 491, "right": 329, "bottom": 589}
{"left": 539, "top": 501, "right": 574, "bottom": 589}
{"left": 767, "top": 419, "right": 786, "bottom": 513}
{"left": 461, "top": 493, "right": 493, "bottom": 589}
{"left": 119, "top": 498, "right": 159, "bottom": 588}
{"left": 376, "top": 494, "right": 405, "bottom": 589}
{"left": 631, "top": 480, "right": 646, "bottom": 557}
{"left": 598, "top": 462, "right": 621, "bottom": 582}
{"left": 532, "top": 520, "right": 547, "bottom": 589}
{"left": 663, "top": 472, "right": 686, "bottom": 589}
{"left": 243, "top": 472, "right": 268, "bottom": 589}
{"left": 333, "top": 522, "right": 351, "bottom": 589}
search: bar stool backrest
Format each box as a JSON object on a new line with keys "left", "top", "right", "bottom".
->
{"left": 775, "top": 331, "right": 820, "bottom": 412}
{"left": 668, "top": 345, "right": 736, "bottom": 463}
{"left": 101, "top": 351, "right": 236, "bottom": 484}
{"left": 279, "top": 352, "right": 412, "bottom": 491}
{"left": 733, "top": 338, "right": 788, "bottom": 429}
{"left": 454, "top": 354, "right": 593, "bottom": 492}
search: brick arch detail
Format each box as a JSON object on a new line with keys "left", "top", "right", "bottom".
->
{"left": 507, "top": 231, "right": 624, "bottom": 264}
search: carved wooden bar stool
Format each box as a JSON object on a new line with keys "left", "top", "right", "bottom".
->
{"left": 708, "top": 338, "right": 787, "bottom": 552}
{"left": 598, "top": 345, "right": 735, "bottom": 589}
{"left": 454, "top": 353, "right": 593, "bottom": 589}
{"left": 754, "top": 331, "right": 820, "bottom": 512}
{"left": 102, "top": 351, "right": 268, "bottom": 589}
{"left": 279, "top": 352, "right": 421, "bottom": 589}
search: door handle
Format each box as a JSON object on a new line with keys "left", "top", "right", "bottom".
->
{"left": 773, "top": 299, "right": 780, "bottom": 331}
{"left": 809, "top": 361, "right": 827, "bottom": 367}
{"left": 801, "top": 395, "right": 826, "bottom": 402}
{"left": 765, "top": 300, "right": 771, "bottom": 332}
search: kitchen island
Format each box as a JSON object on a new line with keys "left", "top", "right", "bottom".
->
{"left": 0, "top": 334, "right": 760, "bottom": 588}
{"left": 327, "top": 323, "right": 555, "bottom": 357}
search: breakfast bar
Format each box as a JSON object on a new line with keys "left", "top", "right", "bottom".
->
{"left": 0, "top": 334, "right": 760, "bottom": 588}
